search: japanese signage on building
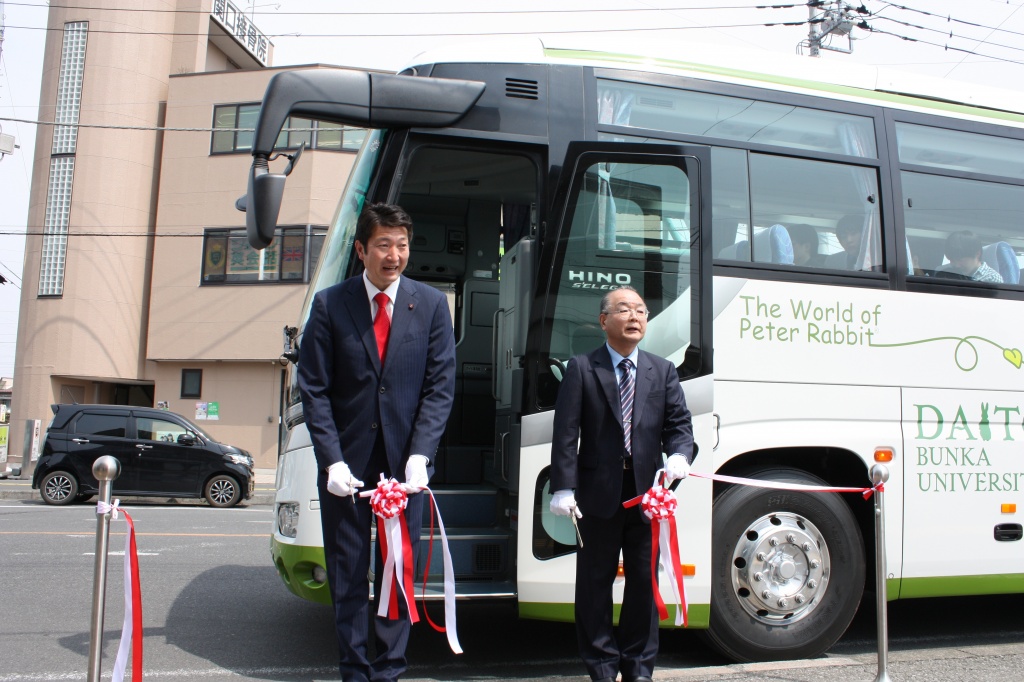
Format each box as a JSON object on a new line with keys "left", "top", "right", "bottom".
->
{"left": 211, "top": 0, "right": 270, "bottom": 66}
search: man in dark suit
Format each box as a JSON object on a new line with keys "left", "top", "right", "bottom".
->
{"left": 298, "top": 203, "right": 456, "bottom": 682}
{"left": 549, "top": 286, "right": 696, "bottom": 682}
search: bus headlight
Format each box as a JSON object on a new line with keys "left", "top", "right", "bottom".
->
{"left": 277, "top": 502, "right": 299, "bottom": 538}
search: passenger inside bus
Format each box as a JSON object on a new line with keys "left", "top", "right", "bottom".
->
{"left": 824, "top": 215, "right": 864, "bottom": 270}
{"left": 935, "top": 231, "right": 1004, "bottom": 283}
{"left": 788, "top": 224, "right": 825, "bottom": 268}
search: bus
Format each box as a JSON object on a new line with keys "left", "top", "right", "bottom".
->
{"left": 242, "top": 38, "right": 1024, "bottom": 662}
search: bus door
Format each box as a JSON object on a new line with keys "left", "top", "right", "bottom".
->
{"left": 392, "top": 140, "right": 541, "bottom": 590}
{"left": 516, "top": 142, "right": 716, "bottom": 623}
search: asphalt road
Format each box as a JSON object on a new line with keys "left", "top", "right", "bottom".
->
{"left": 1, "top": 498, "right": 1023, "bottom": 681}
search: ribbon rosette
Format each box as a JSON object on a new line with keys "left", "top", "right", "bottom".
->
{"left": 363, "top": 476, "right": 417, "bottom": 625}
{"left": 623, "top": 470, "right": 688, "bottom": 627}
{"left": 361, "top": 475, "right": 463, "bottom": 654}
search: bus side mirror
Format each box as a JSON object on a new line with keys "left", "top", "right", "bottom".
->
{"left": 245, "top": 144, "right": 305, "bottom": 249}
{"left": 246, "top": 158, "right": 286, "bottom": 249}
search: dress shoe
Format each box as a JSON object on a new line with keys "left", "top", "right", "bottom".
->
{"left": 627, "top": 677, "right": 654, "bottom": 682}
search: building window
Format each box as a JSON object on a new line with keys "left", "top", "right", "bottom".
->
{"left": 39, "top": 157, "right": 75, "bottom": 296}
{"left": 52, "top": 22, "right": 88, "bottom": 155}
{"left": 211, "top": 103, "right": 366, "bottom": 154}
{"left": 201, "top": 225, "right": 327, "bottom": 284}
{"left": 181, "top": 369, "right": 202, "bottom": 398}
{"left": 39, "top": 21, "right": 88, "bottom": 297}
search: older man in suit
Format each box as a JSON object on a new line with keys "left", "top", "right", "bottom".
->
{"left": 549, "top": 285, "right": 696, "bottom": 682}
{"left": 298, "top": 203, "right": 456, "bottom": 682}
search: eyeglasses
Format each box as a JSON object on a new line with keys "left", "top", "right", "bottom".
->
{"left": 603, "top": 307, "right": 649, "bottom": 318}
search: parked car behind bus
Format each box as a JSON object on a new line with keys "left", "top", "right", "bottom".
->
{"left": 32, "top": 404, "right": 254, "bottom": 507}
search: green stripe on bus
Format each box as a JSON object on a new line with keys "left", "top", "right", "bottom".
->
{"left": 898, "top": 574, "right": 1024, "bottom": 599}
{"left": 544, "top": 48, "right": 1024, "bottom": 125}
{"left": 518, "top": 602, "right": 711, "bottom": 629}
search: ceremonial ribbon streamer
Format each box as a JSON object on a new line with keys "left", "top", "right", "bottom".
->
{"left": 420, "top": 488, "right": 463, "bottom": 654}
{"left": 622, "top": 468, "right": 884, "bottom": 629}
{"left": 689, "top": 471, "right": 882, "bottom": 499}
{"left": 97, "top": 500, "right": 143, "bottom": 682}
{"left": 623, "top": 470, "right": 687, "bottom": 627}
{"left": 363, "top": 476, "right": 418, "bottom": 623}
{"left": 362, "top": 476, "right": 462, "bottom": 653}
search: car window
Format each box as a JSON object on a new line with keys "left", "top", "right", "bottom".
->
{"left": 136, "top": 417, "right": 189, "bottom": 443}
{"left": 74, "top": 413, "right": 128, "bottom": 438}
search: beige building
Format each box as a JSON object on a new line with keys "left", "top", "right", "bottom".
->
{"left": 13, "top": 0, "right": 362, "bottom": 468}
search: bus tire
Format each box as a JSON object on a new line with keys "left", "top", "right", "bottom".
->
{"left": 40, "top": 470, "right": 79, "bottom": 506}
{"left": 706, "top": 467, "right": 865, "bottom": 662}
{"left": 205, "top": 475, "right": 241, "bottom": 508}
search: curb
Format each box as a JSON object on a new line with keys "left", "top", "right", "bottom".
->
{"left": 0, "top": 487, "right": 276, "bottom": 506}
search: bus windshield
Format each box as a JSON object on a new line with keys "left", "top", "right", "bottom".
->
{"left": 300, "top": 129, "right": 386, "bottom": 324}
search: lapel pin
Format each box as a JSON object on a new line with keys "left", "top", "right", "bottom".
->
{"left": 408, "top": 304, "right": 414, "bottom": 310}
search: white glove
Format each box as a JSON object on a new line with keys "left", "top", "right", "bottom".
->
{"left": 326, "top": 461, "right": 363, "bottom": 498}
{"left": 664, "top": 454, "right": 690, "bottom": 485}
{"left": 549, "top": 489, "right": 583, "bottom": 518}
{"left": 404, "top": 455, "right": 430, "bottom": 493}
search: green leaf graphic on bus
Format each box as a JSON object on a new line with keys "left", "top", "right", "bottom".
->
{"left": 870, "top": 336, "right": 1022, "bottom": 372}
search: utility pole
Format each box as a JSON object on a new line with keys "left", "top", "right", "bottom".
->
{"left": 803, "top": 1, "right": 867, "bottom": 57}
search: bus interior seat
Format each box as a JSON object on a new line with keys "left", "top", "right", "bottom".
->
{"left": 442, "top": 200, "right": 503, "bottom": 484}
{"left": 909, "top": 237, "right": 945, "bottom": 275}
{"left": 982, "top": 241, "right": 1020, "bottom": 284}
{"left": 752, "top": 224, "right": 794, "bottom": 264}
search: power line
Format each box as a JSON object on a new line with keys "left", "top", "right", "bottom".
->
{"left": 872, "top": 14, "right": 1024, "bottom": 55}
{"left": 0, "top": 115, "right": 321, "bottom": 132}
{"left": 3, "top": 19, "right": 811, "bottom": 39}
{"left": 874, "top": 0, "right": 1024, "bottom": 39}
{"left": 6, "top": 2, "right": 804, "bottom": 16}
{"left": 0, "top": 261, "right": 22, "bottom": 286}
{"left": 0, "top": 230, "right": 210, "bottom": 237}
{"left": 859, "top": 23, "right": 1024, "bottom": 66}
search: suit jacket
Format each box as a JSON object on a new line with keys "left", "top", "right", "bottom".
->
{"left": 297, "top": 275, "right": 456, "bottom": 478}
{"left": 550, "top": 345, "right": 695, "bottom": 519}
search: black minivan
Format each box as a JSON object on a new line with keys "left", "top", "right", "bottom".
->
{"left": 32, "top": 404, "right": 255, "bottom": 507}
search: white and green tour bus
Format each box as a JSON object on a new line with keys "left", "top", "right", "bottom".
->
{"left": 242, "top": 39, "right": 1024, "bottom": 662}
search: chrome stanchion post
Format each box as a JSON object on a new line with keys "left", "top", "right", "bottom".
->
{"left": 87, "top": 456, "right": 121, "bottom": 682}
{"left": 871, "top": 463, "right": 891, "bottom": 682}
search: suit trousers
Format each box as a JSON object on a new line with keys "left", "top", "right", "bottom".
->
{"left": 574, "top": 471, "right": 659, "bottom": 681}
{"left": 317, "top": 436, "right": 425, "bottom": 682}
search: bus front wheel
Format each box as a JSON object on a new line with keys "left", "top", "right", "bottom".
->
{"left": 706, "top": 467, "right": 866, "bottom": 662}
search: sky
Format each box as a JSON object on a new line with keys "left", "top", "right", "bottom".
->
{"left": 1, "top": 0, "right": 1024, "bottom": 380}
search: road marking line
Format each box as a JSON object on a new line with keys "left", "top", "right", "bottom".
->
{"left": 0, "top": 531, "right": 266, "bottom": 537}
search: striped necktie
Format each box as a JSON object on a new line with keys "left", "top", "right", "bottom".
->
{"left": 619, "top": 358, "right": 634, "bottom": 456}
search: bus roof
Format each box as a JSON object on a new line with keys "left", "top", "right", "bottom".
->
{"left": 404, "top": 37, "right": 1024, "bottom": 125}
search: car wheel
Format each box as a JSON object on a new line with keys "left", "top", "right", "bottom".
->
{"left": 205, "top": 475, "right": 241, "bottom": 507}
{"left": 706, "top": 467, "right": 866, "bottom": 662}
{"left": 40, "top": 471, "right": 79, "bottom": 506}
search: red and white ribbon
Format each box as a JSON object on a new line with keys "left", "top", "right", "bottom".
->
{"left": 97, "top": 499, "right": 143, "bottom": 682}
{"left": 363, "top": 476, "right": 417, "bottom": 624}
{"left": 689, "top": 472, "right": 881, "bottom": 499}
{"left": 623, "top": 470, "right": 687, "bottom": 627}
{"left": 420, "top": 487, "right": 462, "bottom": 654}
{"left": 620, "top": 468, "right": 884, "bottom": 629}
{"left": 361, "top": 476, "right": 462, "bottom": 653}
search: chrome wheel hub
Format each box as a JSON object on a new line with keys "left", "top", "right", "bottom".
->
{"left": 731, "top": 512, "right": 830, "bottom": 624}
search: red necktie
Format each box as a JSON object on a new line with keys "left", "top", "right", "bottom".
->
{"left": 373, "top": 292, "right": 391, "bottom": 365}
